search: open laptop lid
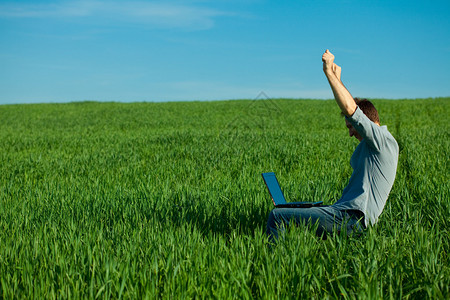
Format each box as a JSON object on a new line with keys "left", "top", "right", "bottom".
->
{"left": 262, "top": 172, "right": 324, "bottom": 208}
{"left": 261, "top": 172, "right": 287, "bottom": 206}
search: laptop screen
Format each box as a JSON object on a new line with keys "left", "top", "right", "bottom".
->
{"left": 262, "top": 172, "right": 287, "bottom": 205}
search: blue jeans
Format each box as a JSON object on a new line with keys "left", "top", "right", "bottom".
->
{"left": 266, "top": 205, "right": 365, "bottom": 242}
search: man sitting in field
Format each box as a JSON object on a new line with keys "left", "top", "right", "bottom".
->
{"left": 266, "top": 50, "right": 399, "bottom": 241}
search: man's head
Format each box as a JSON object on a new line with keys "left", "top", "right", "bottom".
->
{"left": 354, "top": 98, "right": 380, "bottom": 125}
{"left": 344, "top": 98, "right": 380, "bottom": 141}
{"left": 345, "top": 119, "right": 362, "bottom": 141}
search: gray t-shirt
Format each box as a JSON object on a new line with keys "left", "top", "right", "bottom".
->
{"left": 332, "top": 107, "right": 399, "bottom": 227}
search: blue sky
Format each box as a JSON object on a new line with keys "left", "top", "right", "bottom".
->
{"left": 1, "top": 0, "right": 449, "bottom": 104}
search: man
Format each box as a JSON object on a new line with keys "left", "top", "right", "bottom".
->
{"left": 266, "top": 50, "right": 399, "bottom": 241}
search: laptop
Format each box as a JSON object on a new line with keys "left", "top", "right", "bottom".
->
{"left": 262, "top": 172, "right": 323, "bottom": 208}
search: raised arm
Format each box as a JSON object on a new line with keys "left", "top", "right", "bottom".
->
{"left": 322, "top": 50, "right": 357, "bottom": 117}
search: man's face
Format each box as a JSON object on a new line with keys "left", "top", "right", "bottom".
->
{"left": 345, "top": 120, "right": 362, "bottom": 141}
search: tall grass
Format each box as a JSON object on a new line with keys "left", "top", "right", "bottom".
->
{"left": 0, "top": 98, "right": 448, "bottom": 298}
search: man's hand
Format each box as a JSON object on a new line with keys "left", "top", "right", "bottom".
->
{"left": 322, "top": 49, "right": 335, "bottom": 72}
{"left": 323, "top": 50, "right": 341, "bottom": 81}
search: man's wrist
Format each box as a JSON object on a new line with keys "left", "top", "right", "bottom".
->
{"left": 323, "top": 67, "right": 337, "bottom": 80}
{"left": 323, "top": 64, "right": 334, "bottom": 73}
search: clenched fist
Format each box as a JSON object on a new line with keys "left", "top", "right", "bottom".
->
{"left": 322, "top": 49, "right": 335, "bottom": 71}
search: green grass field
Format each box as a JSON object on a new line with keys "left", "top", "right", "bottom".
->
{"left": 0, "top": 98, "right": 449, "bottom": 299}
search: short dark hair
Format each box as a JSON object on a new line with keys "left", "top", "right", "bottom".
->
{"left": 341, "top": 98, "right": 380, "bottom": 124}
{"left": 354, "top": 98, "right": 380, "bottom": 124}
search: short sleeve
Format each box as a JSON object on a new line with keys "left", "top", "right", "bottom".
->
{"left": 345, "top": 107, "right": 385, "bottom": 151}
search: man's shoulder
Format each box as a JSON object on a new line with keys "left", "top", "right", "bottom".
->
{"left": 376, "top": 125, "right": 399, "bottom": 156}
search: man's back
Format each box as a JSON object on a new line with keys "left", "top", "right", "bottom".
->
{"left": 332, "top": 107, "right": 399, "bottom": 227}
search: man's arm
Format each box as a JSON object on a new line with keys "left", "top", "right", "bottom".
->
{"left": 322, "top": 50, "right": 357, "bottom": 117}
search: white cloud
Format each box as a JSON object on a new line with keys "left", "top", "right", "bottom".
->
{"left": 0, "top": 1, "right": 232, "bottom": 30}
